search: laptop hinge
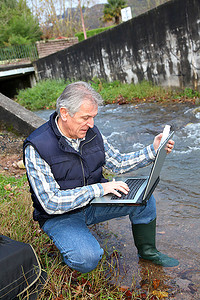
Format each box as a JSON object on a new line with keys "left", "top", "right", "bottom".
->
{"left": 141, "top": 176, "right": 160, "bottom": 206}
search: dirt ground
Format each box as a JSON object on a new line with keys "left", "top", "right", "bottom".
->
{"left": 0, "top": 126, "right": 26, "bottom": 177}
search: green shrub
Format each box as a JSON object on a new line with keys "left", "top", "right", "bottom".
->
{"left": 16, "top": 78, "right": 199, "bottom": 112}
{"left": 75, "top": 26, "right": 115, "bottom": 42}
{"left": 0, "top": 2, "right": 42, "bottom": 47}
{"left": 16, "top": 79, "right": 70, "bottom": 110}
{"left": 90, "top": 78, "right": 169, "bottom": 103}
{"left": 182, "top": 87, "right": 200, "bottom": 98}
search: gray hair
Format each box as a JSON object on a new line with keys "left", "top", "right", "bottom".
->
{"left": 56, "top": 81, "right": 103, "bottom": 117}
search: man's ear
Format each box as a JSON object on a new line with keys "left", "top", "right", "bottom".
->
{"left": 60, "top": 107, "right": 68, "bottom": 121}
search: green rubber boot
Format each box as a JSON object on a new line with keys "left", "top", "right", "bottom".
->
{"left": 132, "top": 218, "right": 179, "bottom": 267}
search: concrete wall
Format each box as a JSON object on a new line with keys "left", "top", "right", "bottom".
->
{"left": 0, "top": 93, "right": 44, "bottom": 136}
{"left": 33, "top": 0, "right": 200, "bottom": 90}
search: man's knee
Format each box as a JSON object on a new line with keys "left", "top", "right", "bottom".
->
{"left": 129, "top": 195, "right": 156, "bottom": 224}
{"left": 63, "top": 247, "right": 104, "bottom": 273}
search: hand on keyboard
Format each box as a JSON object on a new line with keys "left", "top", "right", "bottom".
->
{"left": 101, "top": 179, "right": 130, "bottom": 197}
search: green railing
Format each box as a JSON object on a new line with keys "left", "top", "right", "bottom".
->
{"left": 0, "top": 44, "right": 39, "bottom": 63}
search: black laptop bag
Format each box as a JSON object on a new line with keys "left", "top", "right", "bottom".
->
{"left": 0, "top": 235, "right": 46, "bottom": 300}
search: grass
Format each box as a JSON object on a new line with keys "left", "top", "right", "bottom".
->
{"left": 0, "top": 174, "right": 118, "bottom": 299}
{"left": 15, "top": 78, "right": 199, "bottom": 111}
{"left": 0, "top": 173, "right": 170, "bottom": 299}
{"left": 0, "top": 174, "right": 132, "bottom": 299}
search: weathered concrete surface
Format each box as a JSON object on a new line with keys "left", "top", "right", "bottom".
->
{"left": 0, "top": 93, "right": 44, "bottom": 136}
{"left": 33, "top": 0, "right": 200, "bottom": 90}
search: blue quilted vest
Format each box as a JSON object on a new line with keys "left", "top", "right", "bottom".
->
{"left": 23, "top": 112, "right": 107, "bottom": 224}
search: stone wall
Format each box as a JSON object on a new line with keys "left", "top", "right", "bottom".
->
{"left": 36, "top": 38, "right": 78, "bottom": 58}
{"left": 33, "top": 0, "right": 200, "bottom": 90}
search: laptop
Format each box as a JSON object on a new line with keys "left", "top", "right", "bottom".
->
{"left": 90, "top": 131, "right": 174, "bottom": 206}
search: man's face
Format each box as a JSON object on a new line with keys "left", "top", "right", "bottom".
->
{"left": 60, "top": 100, "right": 98, "bottom": 139}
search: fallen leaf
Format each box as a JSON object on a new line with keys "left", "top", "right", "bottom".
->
{"left": 152, "top": 290, "right": 168, "bottom": 299}
{"left": 119, "top": 285, "right": 129, "bottom": 292}
{"left": 140, "top": 293, "right": 147, "bottom": 299}
{"left": 4, "top": 183, "right": 12, "bottom": 191}
{"left": 54, "top": 295, "right": 64, "bottom": 300}
{"left": 119, "top": 286, "right": 133, "bottom": 298}
{"left": 17, "top": 160, "right": 25, "bottom": 169}
{"left": 125, "top": 289, "right": 133, "bottom": 297}
{"left": 157, "top": 231, "right": 165, "bottom": 235}
{"left": 153, "top": 279, "right": 160, "bottom": 289}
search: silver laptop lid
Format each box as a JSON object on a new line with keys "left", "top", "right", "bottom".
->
{"left": 142, "top": 131, "right": 174, "bottom": 201}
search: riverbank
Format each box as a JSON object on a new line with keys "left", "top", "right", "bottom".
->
{"left": 1, "top": 94, "right": 199, "bottom": 175}
{"left": 15, "top": 78, "right": 200, "bottom": 111}
{"left": 0, "top": 125, "right": 25, "bottom": 176}
{"left": 109, "top": 94, "right": 199, "bottom": 105}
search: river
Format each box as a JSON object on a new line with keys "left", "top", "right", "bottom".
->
{"left": 35, "top": 102, "right": 200, "bottom": 299}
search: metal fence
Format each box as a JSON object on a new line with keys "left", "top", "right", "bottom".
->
{"left": 0, "top": 44, "right": 39, "bottom": 63}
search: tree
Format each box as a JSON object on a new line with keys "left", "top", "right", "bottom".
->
{"left": 78, "top": 0, "right": 87, "bottom": 39}
{"left": 27, "top": 0, "right": 85, "bottom": 39}
{"left": 27, "top": 0, "right": 102, "bottom": 40}
{"left": 0, "top": 0, "right": 42, "bottom": 46}
{"left": 103, "top": 0, "right": 127, "bottom": 25}
{"left": 0, "top": 0, "right": 17, "bottom": 9}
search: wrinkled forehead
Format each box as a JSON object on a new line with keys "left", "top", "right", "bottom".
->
{"left": 83, "top": 95, "right": 98, "bottom": 106}
{"left": 80, "top": 98, "right": 98, "bottom": 111}
{"left": 75, "top": 101, "right": 97, "bottom": 119}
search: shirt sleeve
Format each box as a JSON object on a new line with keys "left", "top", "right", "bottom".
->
{"left": 102, "top": 135, "right": 156, "bottom": 174}
{"left": 24, "top": 145, "right": 104, "bottom": 215}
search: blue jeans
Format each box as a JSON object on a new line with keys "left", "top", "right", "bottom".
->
{"left": 42, "top": 195, "right": 156, "bottom": 273}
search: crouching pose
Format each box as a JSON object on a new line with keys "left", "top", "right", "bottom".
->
{"left": 23, "top": 81, "right": 179, "bottom": 273}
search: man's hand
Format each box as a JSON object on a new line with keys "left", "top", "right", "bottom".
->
{"left": 153, "top": 133, "right": 175, "bottom": 153}
{"left": 101, "top": 179, "right": 130, "bottom": 197}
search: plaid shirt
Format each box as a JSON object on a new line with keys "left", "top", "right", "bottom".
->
{"left": 24, "top": 135, "right": 156, "bottom": 215}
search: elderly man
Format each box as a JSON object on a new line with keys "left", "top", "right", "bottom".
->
{"left": 23, "top": 81, "right": 179, "bottom": 273}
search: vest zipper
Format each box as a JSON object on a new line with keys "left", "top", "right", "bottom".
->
{"left": 79, "top": 157, "right": 86, "bottom": 186}
{"left": 79, "top": 134, "right": 97, "bottom": 186}
{"left": 79, "top": 134, "right": 97, "bottom": 155}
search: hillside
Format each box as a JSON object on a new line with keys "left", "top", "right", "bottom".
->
{"left": 82, "top": 0, "right": 171, "bottom": 30}
{"left": 127, "top": 0, "right": 170, "bottom": 17}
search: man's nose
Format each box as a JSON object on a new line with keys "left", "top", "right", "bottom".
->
{"left": 87, "top": 117, "right": 94, "bottom": 128}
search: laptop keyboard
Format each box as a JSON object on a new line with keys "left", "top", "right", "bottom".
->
{"left": 111, "top": 178, "right": 147, "bottom": 200}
